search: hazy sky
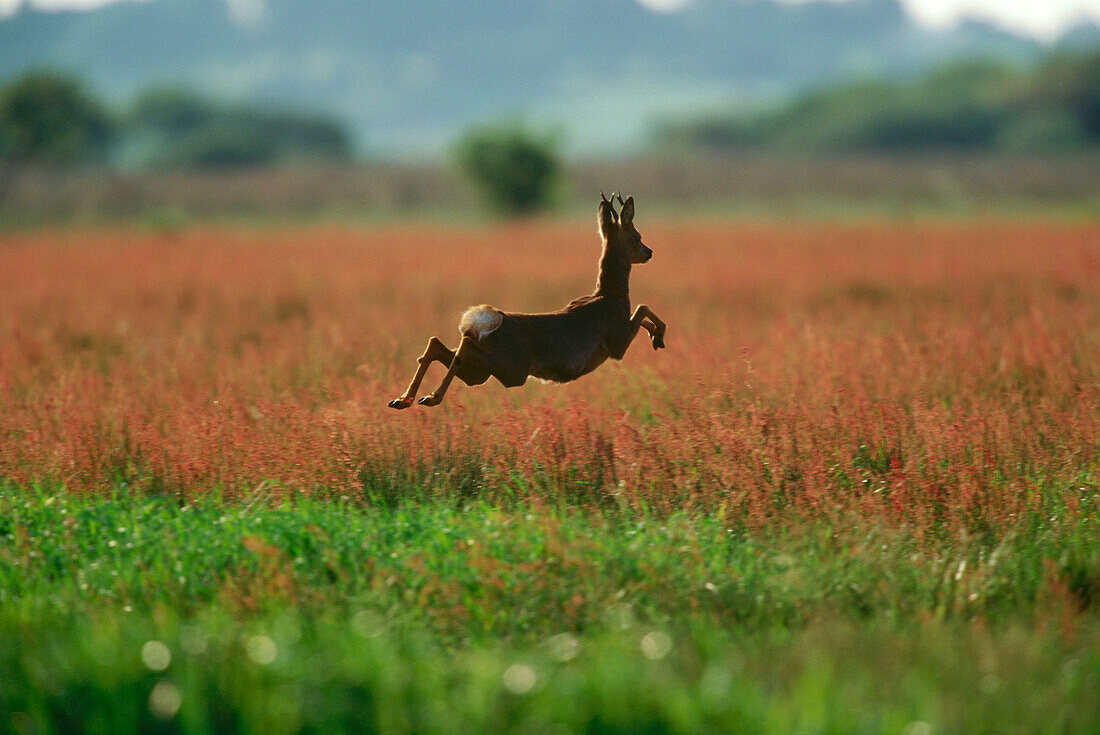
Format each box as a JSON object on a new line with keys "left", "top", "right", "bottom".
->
{"left": 641, "top": 0, "right": 1100, "bottom": 39}
{"left": 1, "top": 0, "right": 1099, "bottom": 40}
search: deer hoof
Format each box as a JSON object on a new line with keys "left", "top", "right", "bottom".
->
{"left": 652, "top": 334, "right": 665, "bottom": 350}
{"left": 388, "top": 398, "right": 412, "bottom": 409}
{"left": 418, "top": 394, "right": 442, "bottom": 406}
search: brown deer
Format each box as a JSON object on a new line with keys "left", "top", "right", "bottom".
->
{"left": 388, "top": 192, "right": 666, "bottom": 409}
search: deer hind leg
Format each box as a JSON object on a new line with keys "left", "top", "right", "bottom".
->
{"left": 388, "top": 337, "right": 454, "bottom": 409}
{"left": 418, "top": 336, "right": 492, "bottom": 406}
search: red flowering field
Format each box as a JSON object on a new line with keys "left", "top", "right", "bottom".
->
{"left": 4, "top": 217, "right": 1100, "bottom": 732}
{"left": 3, "top": 217, "right": 1099, "bottom": 532}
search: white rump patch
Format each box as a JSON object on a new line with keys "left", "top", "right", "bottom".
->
{"left": 459, "top": 304, "right": 503, "bottom": 342}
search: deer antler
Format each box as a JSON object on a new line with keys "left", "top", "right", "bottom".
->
{"left": 616, "top": 192, "right": 625, "bottom": 207}
{"left": 601, "top": 190, "right": 619, "bottom": 219}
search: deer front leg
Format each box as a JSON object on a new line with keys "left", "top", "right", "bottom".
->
{"left": 630, "top": 304, "right": 666, "bottom": 350}
{"left": 388, "top": 337, "right": 454, "bottom": 409}
{"left": 641, "top": 319, "right": 664, "bottom": 349}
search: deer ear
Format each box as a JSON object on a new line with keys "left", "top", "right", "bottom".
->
{"left": 619, "top": 196, "right": 634, "bottom": 226}
{"left": 598, "top": 199, "right": 618, "bottom": 233}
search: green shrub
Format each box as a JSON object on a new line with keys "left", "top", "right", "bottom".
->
{"left": 453, "top": 121, "right": 561, "bottom": 215}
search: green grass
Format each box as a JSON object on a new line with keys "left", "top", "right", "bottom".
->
{"left": 3, "top": 484, "right": 1099, "bottom": 628}
{"left": 5, "top": 609, "right": 1098, "bottom": 735}
{"left": 2, "top": 483, "right": 1099, "bottom": 733}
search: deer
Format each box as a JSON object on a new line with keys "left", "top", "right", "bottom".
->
{"left": 387, "top": 192, "right": 666, "bottom": 409}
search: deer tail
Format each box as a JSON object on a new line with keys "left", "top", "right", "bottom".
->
{"left": 459, "top": 305, "right": 503, "bottom": 342}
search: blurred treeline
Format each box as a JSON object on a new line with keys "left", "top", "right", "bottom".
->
{"left": 1, "top": 52, "right": 1099, "bottom": 220}
{"left": 0, "top": 71, "right": 350, "bottom": 168}
{"left": 656, "top": 52, "right": 1100, "bottom": 153}
{"left": 3, "top": 51, "right": 1099, "bottom": 170}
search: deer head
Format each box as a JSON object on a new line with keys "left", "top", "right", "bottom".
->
{"left": 599, "top": 191, "right": 652, "bottom": 264}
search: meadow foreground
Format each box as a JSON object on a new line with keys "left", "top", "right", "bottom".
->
{"left": 2, "top": 217, "right": 1099, "bottom": 733}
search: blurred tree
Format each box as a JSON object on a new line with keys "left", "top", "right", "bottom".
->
{"left": 454, "top": 122, "right": 561, "bottom": 215}
{"left": 997, "top": 110, "right": 1086, "bottom": 151}
{"left": 125, "top": 87, "right": 352, "bottom": 169}
{"left": 129, "top": 88, "right": 218, "bottom": 136}
{"left": 0, "top": 71, "right": 112, "bottom": 164}
{"left": 1026, "top": 51, "right": 1100, "bottom": 141}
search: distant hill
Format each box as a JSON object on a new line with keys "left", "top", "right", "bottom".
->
{"left": 0, "top": 0, "right": 1086, "bottom": 156}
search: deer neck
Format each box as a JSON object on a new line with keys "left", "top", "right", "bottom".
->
{"left": 595, "top": 245, "right": 631, "bottom": 299}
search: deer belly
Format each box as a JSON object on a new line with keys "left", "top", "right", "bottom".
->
{"left": 530, "top": 347, "right": 608, "bottom": 383}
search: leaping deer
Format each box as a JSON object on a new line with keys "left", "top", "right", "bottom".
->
{"left": 388, "top": 192, "right": 666, "bottom": 409}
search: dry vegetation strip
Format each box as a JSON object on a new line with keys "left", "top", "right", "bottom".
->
{"left": 2, "top": 219, "right": 1099, "bottom": 534}
{"left": 3, "top": 155, "right": 1098, "bottom": 219}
